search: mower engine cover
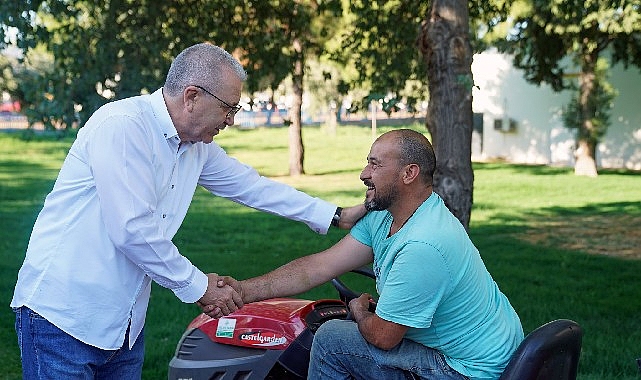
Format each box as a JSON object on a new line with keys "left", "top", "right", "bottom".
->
{"left": 193, "top": 298, "right": 320, "bottom": 350}
{"left": 169, "top": 298, "right": 347, "bottom": 379}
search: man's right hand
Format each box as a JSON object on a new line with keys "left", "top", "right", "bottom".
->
{"left": 196, "top": 273, "right": 243, "bottom": 318}
{"left": 216, "top": 275, "right": 247, "bottom": 302}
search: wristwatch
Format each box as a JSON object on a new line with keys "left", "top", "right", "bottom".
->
{"left": 331, "top": 207, "right": 343, "bottom": 227}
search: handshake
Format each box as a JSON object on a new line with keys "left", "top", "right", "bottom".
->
{"left": 195, "top": 273, "right": 243, "bottom": 318}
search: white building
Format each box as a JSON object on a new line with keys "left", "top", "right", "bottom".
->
{"left": 471, "top": 50, "right": 641, "bottom": 170}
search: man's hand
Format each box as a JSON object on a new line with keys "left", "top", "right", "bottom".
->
{"left": 216, "top": 275, "right": 245, "bottom": 303}
{"left": 348, "top": 293, "right": 407, "bottom": 350}
{"left": 196, "top": 273, "right": 243, "bottom": 319}
{"left": 337, "top": 204, "right": 367, "bottom": 229}
{"left": 348, "top": 293, "right": 375, "bottom": 322}
{"left": 216, "top": 275, "right": 243, "bottom": 295}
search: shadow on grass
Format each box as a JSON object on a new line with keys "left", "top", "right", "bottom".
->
{"left": 223, "top": 143, "right": 286, "bottom": 155}
{"left": 471, "top": 201, "right": 641, "bottom": 379}
{"left": 310, "top": 168, "right": 365, "bottom": 176}
{"left": 0, "top": 153, "right": 64, "bottom": 379}
{"left": 474, "top": 201, "right": 641, "bottom": 260}
{"left": 473, "top": 162, "right": 573, "bottom": 175}
{"left": 0, "top": 158, "right": 57, "bottom": 194}
{"left": 270, "top": 168, "right": 364, "bottom": 177}
{"left": 598, "top": 167, "right": 641, "bottom": 176}
{"left": 0, "top": 157, "right": 57, "bottom": 244}
{"left": 474, "top": 162, "right": 641, "bottom": 177}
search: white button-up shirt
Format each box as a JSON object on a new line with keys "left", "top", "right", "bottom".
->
{"left": 10, "top": 88, "right": 335, "bottom": 350}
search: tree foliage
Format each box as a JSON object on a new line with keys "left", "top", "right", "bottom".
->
{"left": 563, "top": 57, "right": 617, "bottom": 154}
{"left": 0, "top": 54, "right": 18, "bottom": 95}
{"left": 240, "top": 0, "right": 343, "bottom": 176}
{"left": 0, "top": 0, "right": 245, "bottom": 130}
{"left": 334, "top": 1, "right": 429, "bottom": 113}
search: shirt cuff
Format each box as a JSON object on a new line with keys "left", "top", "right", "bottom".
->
{"left": 306, "top": 199, "right": 338, "bottom": 235}
{"left": 173, "top": 267, "right": 208, "bottom": 303}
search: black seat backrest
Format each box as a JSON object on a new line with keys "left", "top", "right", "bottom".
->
{"left": 499, "top": 319, "right": 583, "bottom": 380}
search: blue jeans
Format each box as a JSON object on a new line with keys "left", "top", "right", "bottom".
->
{"left": 14, "top": 306, "right": 144, "bottom": 379}
{"left": 308, "top": 319, "right": 469, "bottom": 380}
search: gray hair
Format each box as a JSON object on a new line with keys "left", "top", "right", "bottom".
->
{"left": 164, "top": 42, "right": 247, "bottom": 97}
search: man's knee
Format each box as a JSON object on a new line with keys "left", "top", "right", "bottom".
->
{"left": 316, "top": 319, "right": 354, "bottom": 337}
{"left": 314, "top": 319, "right": 364, "bottom": 351}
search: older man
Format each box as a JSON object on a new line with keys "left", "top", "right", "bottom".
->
{"left": 11, "top": 42, "right": 364, "bottom": 379}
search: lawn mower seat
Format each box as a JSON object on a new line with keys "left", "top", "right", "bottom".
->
{"left": 499, "top": 319, "right": 583, "bottom": 380}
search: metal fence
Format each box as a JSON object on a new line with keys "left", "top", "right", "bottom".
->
{"left": 0, "top": 113, "right": 29, "bottom": 130}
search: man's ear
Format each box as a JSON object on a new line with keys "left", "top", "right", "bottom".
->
{"left": 183, "top": 86, "right": 198, "bottom": 111}
{"left": 402, "top": 163, "right": 420, "bottom": 184}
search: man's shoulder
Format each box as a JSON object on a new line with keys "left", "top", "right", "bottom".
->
{"left": 355, "top": 210, "right": 390, "bottom": 231}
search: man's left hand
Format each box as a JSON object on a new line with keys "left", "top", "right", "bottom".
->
{"left": 337, "top": 204, "right": 367, "bottom": 229}
{"left": 348, "top": 293, "right": 375, "bottom": 322}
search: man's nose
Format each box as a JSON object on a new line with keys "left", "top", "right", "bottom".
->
{"left": 225, "top": 114, "right": 235, "bottom": 126}
{"left": 359, "top": 167, "right": 369, "bottom": 181}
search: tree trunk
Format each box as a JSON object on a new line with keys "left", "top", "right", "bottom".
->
{"left": 419, "top": 0, "right": 474, "bottom": 230}
{"left": 575, "top": 52, "right": 599, "bottom": 177}
{"left": 574, "top": 139, "right": 597, "bottom": 177}
{"left": 289, "top": 37, "right": 305, "bottom": 176}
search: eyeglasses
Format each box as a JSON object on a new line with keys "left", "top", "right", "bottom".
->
{"left": 192, "top": 85, "right": 242, "bottom": 119}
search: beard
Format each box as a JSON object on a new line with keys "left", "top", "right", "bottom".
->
{"left": 364, "top": 183, "right": 398, "bottom": 211}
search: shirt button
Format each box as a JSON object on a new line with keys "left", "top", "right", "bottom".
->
{"left": 171, "top": 185, "right": 175, "bottom": 189}
{"left": 163, "top": 133, "right": 167, "bottom": 137}
{"left": 162, "top": 214, "right": 166, "bottom": 218}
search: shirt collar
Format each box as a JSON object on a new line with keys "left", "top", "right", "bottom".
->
{"left": 150, "top": 88, "right": 179, "bottom": 142}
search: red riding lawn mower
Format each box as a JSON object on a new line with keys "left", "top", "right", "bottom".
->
{"left": 168, "top": 268, "right": 374, "bottom": 379}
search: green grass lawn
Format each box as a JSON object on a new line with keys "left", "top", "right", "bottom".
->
{"left": 1, "top": 124, "right": 640, "bottom": 380}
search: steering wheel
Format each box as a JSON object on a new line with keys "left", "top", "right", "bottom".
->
{"left": 330, "top": 266, "right": 377, "bottom": 316}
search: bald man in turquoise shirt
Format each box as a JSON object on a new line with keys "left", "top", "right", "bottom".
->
{"left": 349, "top": 190, "right": 523, "bottom": 378}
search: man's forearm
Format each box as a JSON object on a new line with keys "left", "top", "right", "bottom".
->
{"left": 238, "top": 235, "right": 372, "bottom": 304}
{"left": 240, "top": 258, "right": 324, "bottom": 303}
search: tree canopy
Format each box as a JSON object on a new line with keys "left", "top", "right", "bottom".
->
{"left": 1, "top": 0, "right": 247, "bottom": 127}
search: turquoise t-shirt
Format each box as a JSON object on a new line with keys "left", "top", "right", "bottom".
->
{"left": 350, "top": 193, "right": 524, "bottom": 380}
